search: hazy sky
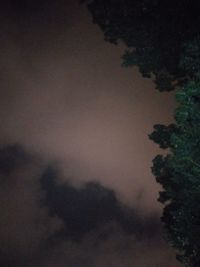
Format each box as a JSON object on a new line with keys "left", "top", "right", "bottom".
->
{"left": 0, "top": 1, "right": 181, "bottom": 266}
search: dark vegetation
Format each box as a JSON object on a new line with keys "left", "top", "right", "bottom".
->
{"left": 84, "top": 1, "right": 200, "bottom": 266}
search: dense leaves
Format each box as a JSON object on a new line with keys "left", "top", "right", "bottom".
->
{"left": 84, "top": 0, "right": 200, "bottom": 91}
{"left": 153, "top": 81, "right": 200, "bottom": 266}
{"left": 149, "top": 124, "right": 178, "bottom": 149}
{"left": 85, "top": 1, "right": 200, "bottom": 266}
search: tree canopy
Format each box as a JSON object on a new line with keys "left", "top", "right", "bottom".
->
{"left": 84, "top": 1, "right": 200, "bottom": 266}
{"left": 84, "top": 0, "right": 200, "bottom": 91}
{"left": 152, "top": 80, "right": 200, "bottom": 266}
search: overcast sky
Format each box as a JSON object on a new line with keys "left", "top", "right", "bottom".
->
{"left": 0, "top": 1, "right": 181, "bottom": 266}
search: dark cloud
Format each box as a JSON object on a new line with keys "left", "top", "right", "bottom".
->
{"left": 40, "top": 165, "right": 160, "bottom": 241}
{"left": 0, "top": 0, "right": 175, "bottom": 210}
{"left": 0, "top": 1, "right": 180, "bottom": 266}
{"left": 0, "top": 145, "right": 63, "bottom": 266}
{"left": 0, "top": 144, "right": 30, "bottom": 176}
{"left": 0, "top": 145, "right": 180, "bottom": 266}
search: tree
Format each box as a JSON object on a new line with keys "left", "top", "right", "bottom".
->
{"left": 149, "top": 124, "right": 178, "bottom": 149}
{"left": 84, "top": 1, "right": 200, "bottom": 266}
{"left": 84, "top": 0, "right": 200, "bottom": 91}
{"left": 146, "top": 79, "right": 200, "bottom": 266}
{"left": 160, "top": 81, "right": 200, "bottom": 266}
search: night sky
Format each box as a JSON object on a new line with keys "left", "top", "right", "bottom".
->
{"left": 0, "top": 1, "right": 181, "bottom": 266}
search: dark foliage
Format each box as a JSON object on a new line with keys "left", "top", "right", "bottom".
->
{"left": 84, "top": 1, "right": 200, "bottom": 265}
{"left": 84, "top": 0, "right": 200, "bottom": 91}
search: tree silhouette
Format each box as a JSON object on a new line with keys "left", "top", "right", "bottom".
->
{"left": 84, "top": 1, "right": 200, "bottom": 265}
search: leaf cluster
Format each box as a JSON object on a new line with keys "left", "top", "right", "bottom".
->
{"left": 84, "top": 0, "right": 200, "bottom": 91}
{"left": 151, "top": 80, "right": 200, "bottom": 266}
{"left": 84, "top": 1, "right": 200, "bottom": 265}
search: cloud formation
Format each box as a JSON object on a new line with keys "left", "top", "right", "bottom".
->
{"left": 0, "top": 145, "right": 180, "bottom": 267}
{"left": 0, "top": 145, "right": 62, "bottom": 265}
{"left": 0, "top": 1, "right": 180, "bottom": 266}
{"left": 0, "top": 0, "right": 175, "bottom": 211}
